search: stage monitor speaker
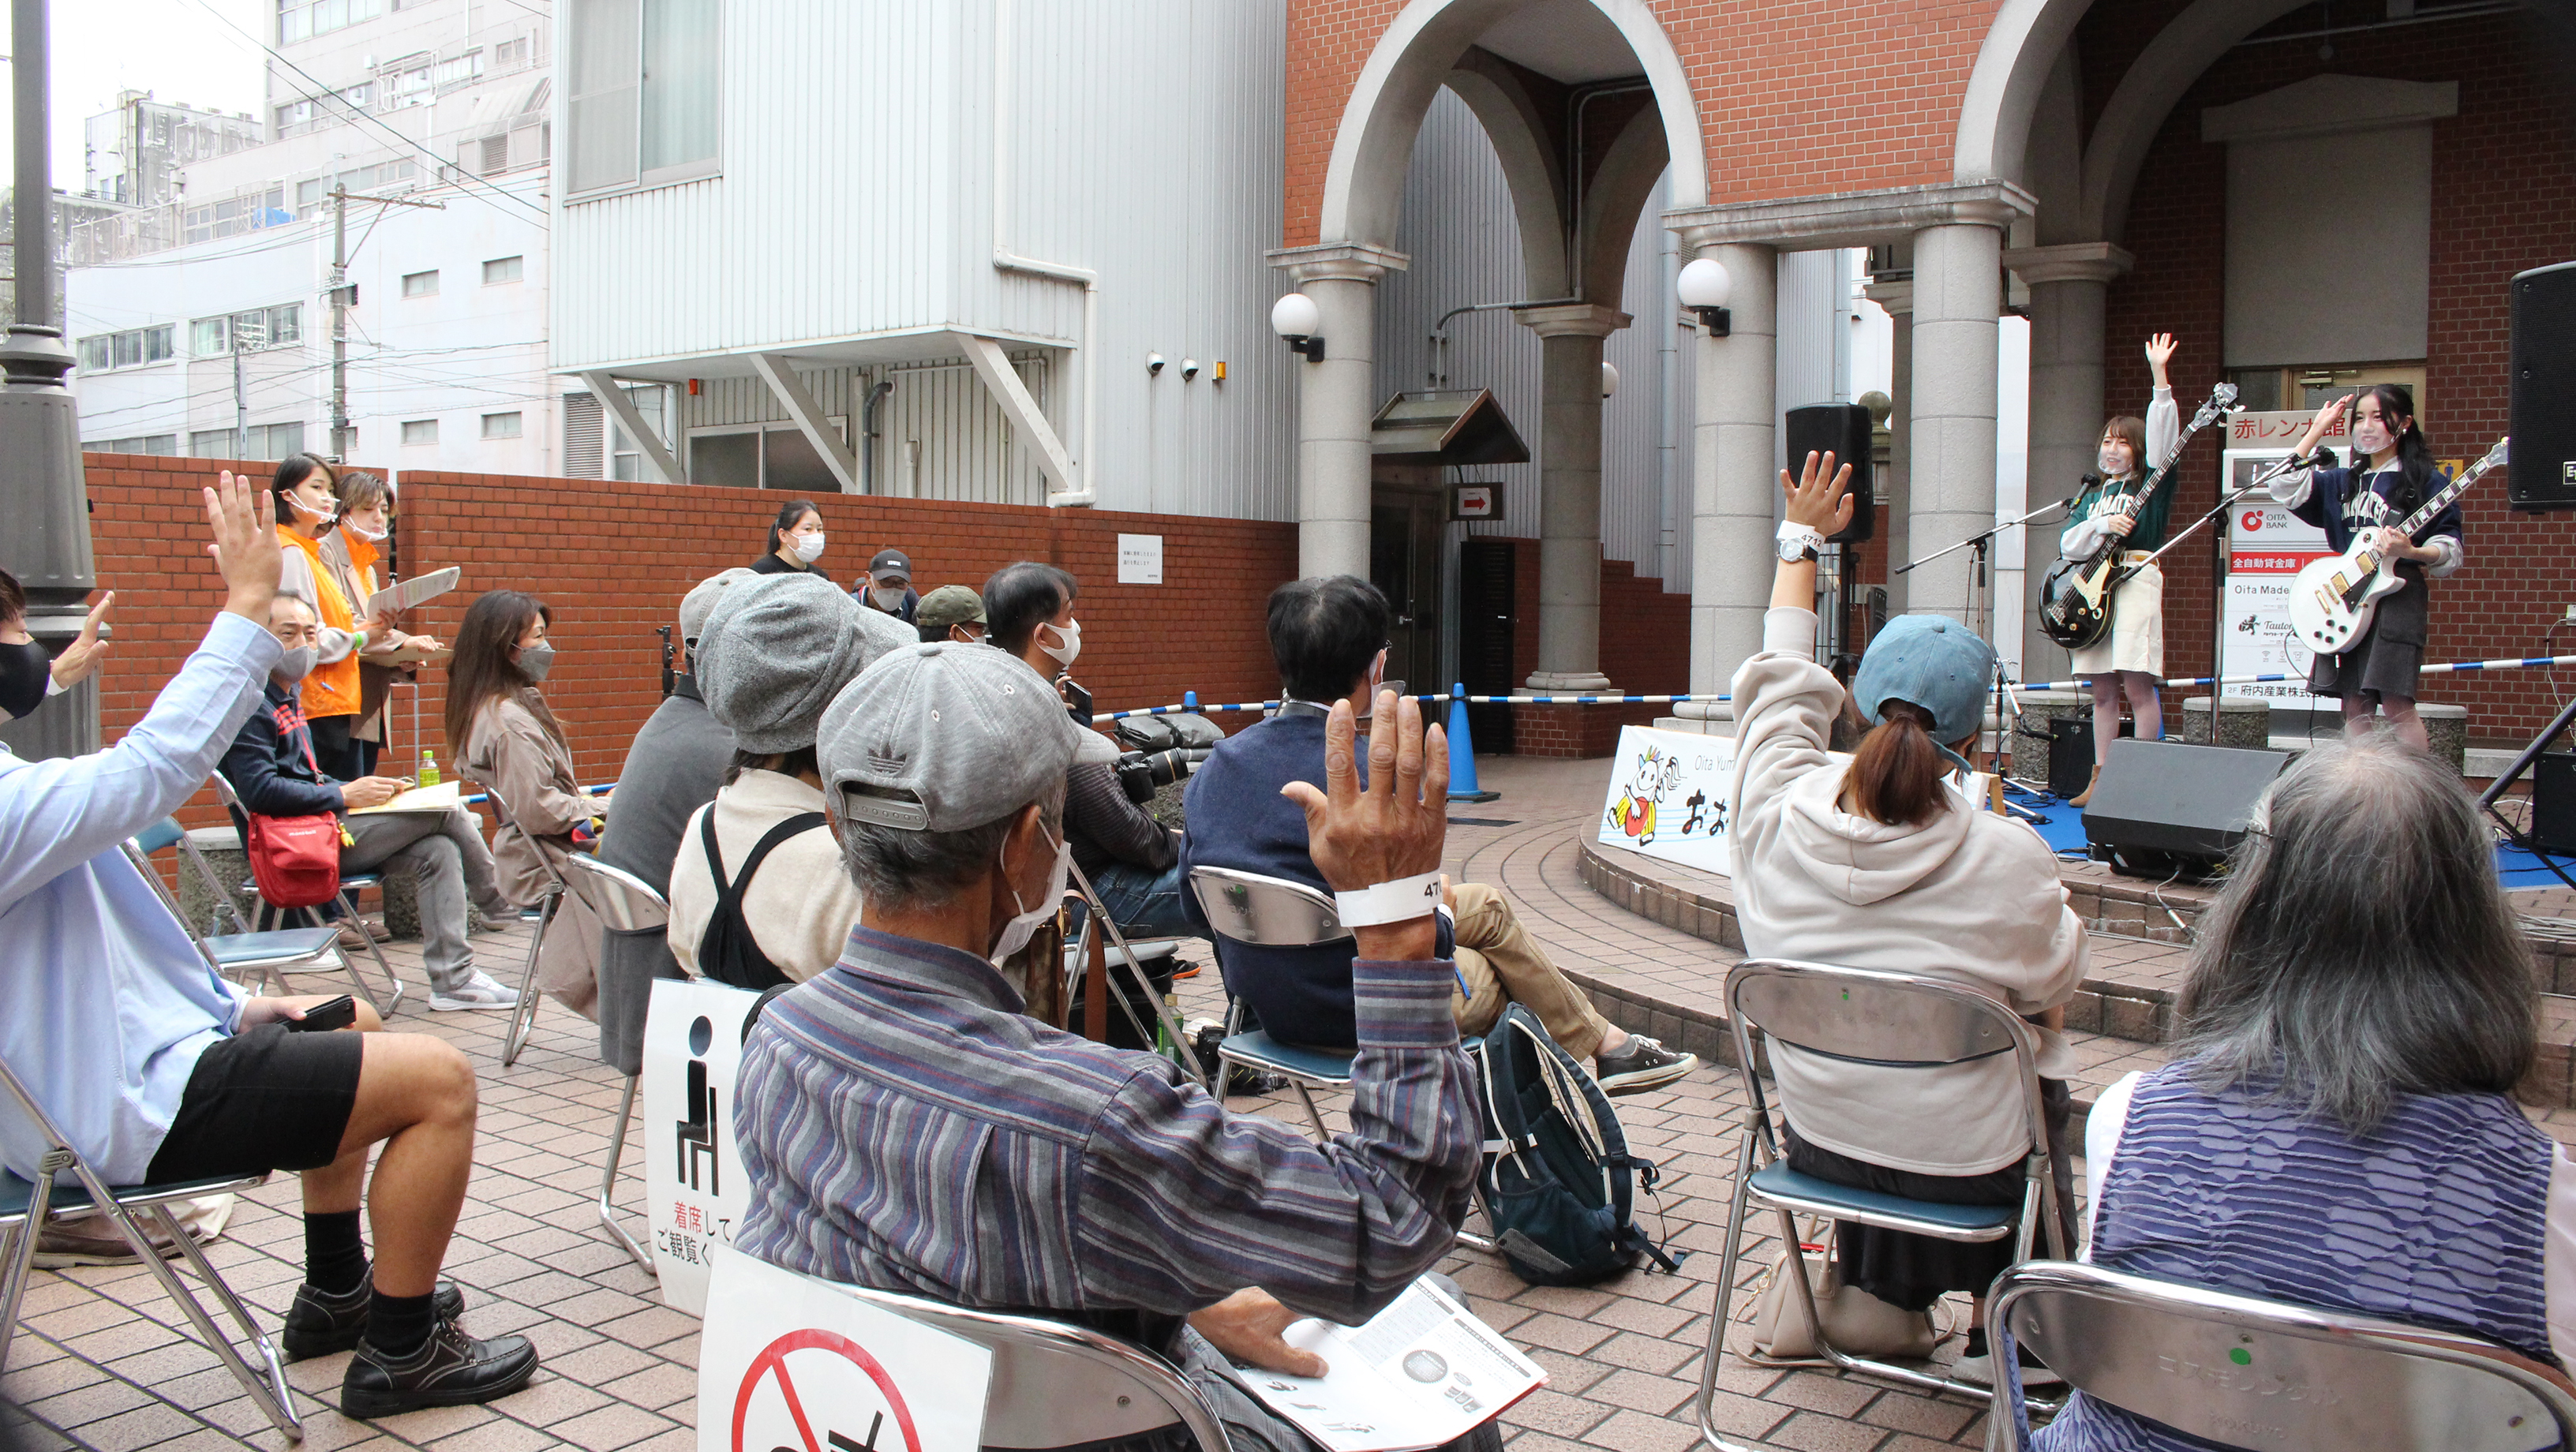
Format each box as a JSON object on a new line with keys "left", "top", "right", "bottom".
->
{"left": 2082, "top": 739, "right": 2290, "bottom": 878}
{"left": 2045, "top": 717, "right": 2133, "bottom": 799}
{"left": 1786, "top": 402, "right": 1875, "bottom": 543}
{"left": 2534, "top": 752, "right": 2576, "bottom": 855}
{"left": 2508, "top": 260, "right": 2576, "bottom": 511}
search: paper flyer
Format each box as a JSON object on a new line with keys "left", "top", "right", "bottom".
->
{"left": 1238, "top": 1279, "right": 1543, "bottom": 1452}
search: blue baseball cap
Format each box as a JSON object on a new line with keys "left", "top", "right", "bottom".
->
{"left": 1850, "top": 614, "right": 1997, "bottom": 744}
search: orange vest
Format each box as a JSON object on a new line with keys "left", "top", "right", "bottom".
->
{"left": 279, "top": 526, "right": 364, "bottom": 719}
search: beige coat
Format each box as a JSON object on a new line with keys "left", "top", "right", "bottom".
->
{"left": 667, "top": 770, "right": 862, "bottom": 984}
{"left": 463, "top": 694, "right": 601, "bottom": 1018}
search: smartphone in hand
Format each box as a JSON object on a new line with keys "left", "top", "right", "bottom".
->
{"left": 288, "top": 995, "right": 359, "bottom": 1033}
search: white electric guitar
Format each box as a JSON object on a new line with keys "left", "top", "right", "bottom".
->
{"left": 2288, "top": 437, "right": 2507, "bottom": 656}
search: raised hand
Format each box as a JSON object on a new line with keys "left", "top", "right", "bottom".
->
{"left": 206, "top": 470, "right": 280, "bottom": 622}
{"left": 47, "top": 592, "right": 113, "bottom": 689}
{"left": 1779, "top": 450, "right": 1856, "bottom": 536}
{"left": 2145, "top": 332, "right": 2177, "bottom": 380}
{"left": 1280, "top": 689, "right": 1449, "bottom": 961}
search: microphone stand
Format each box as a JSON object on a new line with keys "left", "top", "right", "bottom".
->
{"left": 1895, "top": 497, "right": 2075, "bottom": 645}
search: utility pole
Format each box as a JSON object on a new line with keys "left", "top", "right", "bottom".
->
{"left": 327, "top": 186, "right": 442, "bottom": 462}
{"left": 232, "top": 324, "right": 249, "bottom": 459}
{"left": 0, "top": 0, "right": 99, "bottom": 762}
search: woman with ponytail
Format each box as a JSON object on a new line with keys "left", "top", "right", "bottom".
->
{"left": 2270, "top": 384, "right": 2461, "bottom": 751}
{"left": 1729, "top": 451, "right": 2087, "bottom": 1384}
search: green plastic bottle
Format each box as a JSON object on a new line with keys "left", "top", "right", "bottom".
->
{"left": 417, "top": 750, "right": 440, "bottom": 788}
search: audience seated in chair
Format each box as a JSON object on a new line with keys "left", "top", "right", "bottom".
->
{"left": 1181, "top": 574, "right": 1695, "bottom": 1095}
{"left": 1730, "top": 451, "right": 2086, "bottom": 1386}
{"left": 446, "top": 589, "right": 604, "bottom": 1018}
{"left": 735, "top": 641, "right": 1488, "bottom": 1451}
{"left": 221, "top": 592, "right": 524, "bottom": 1012}
{"left": 0, "top": 473, "right": 536, "bottom": 1416}
{"left": 596, "top": 568, "right": 753, "bottom": 897}
{"left": 667, "top": 572, "right": 912, "bottom": 986}
{"left": 2038, "top": 732, "right": 2576, "bottom": 1448}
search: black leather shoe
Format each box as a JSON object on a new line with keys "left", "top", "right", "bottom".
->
{"left": 281, "top": 1279, "right": 467, "bottom": 1361}
{"left": 340, "top": 1320, "right": 538, "bottom": 1418}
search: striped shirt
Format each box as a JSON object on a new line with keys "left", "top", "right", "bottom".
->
{"left": 732, "top": 924, "right": 1478, "bottom": 1331}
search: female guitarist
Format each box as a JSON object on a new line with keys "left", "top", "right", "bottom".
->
{"left": 2061, "top": 333, "right": 2181, "bottom": 806}
{"left": 2270, "top": 384, "right": 2461, "bottom": 752}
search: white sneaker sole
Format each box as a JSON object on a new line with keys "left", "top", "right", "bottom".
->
{"left": 428, "top": 997, "right": 520, "bottom": 1012}
{"left": 1597, "top": 1055, "right": 1699, "bottom": 1095}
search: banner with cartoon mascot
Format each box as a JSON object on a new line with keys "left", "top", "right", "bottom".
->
{"left": 1595, "top": 725, "right": 1739, "bottom": 877}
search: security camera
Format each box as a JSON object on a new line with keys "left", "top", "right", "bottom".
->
{"left": 1147, "top": 353, "right": 1166, "bottom": 376}
{"left": 1181, "top": 358, "right": 1200, "bottom": 381}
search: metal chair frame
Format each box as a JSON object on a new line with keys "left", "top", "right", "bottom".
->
{"left": 1061, "top": 859, "right": 1210, "bottom": 1091}
{"left": 560, "top": 853, "right": 668, "bottom": 1275}
{"left": 475, "top": 777, "right": 568, "bottom": 1067}
{"left": 206, "top": 772, "right": 404, "bottom": 1013}
{"left": 1697, "top": 958, "right": 2069, "bottom": 1446}
{"left": 1983, "top": 1259, "right": 2576, "bottom": 1452}
{"left": 121, "top": 825, "right": 351, "bottom": 999}
{"left": 1185, "top": 864, "right": 1359, "bottom": 1137}
{"left": 838, "top": 1279, "right": 1232, "bottom": 1451}
{"left": 0, "top": 1053, "right": 302, "bottom": 1439}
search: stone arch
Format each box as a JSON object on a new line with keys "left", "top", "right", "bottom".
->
{"left": 1442, "top": 52, "right": 1574, "bottom": 298}
{"left": 2076, "top": 0, "right": 2312, "bottom": 241}
{"left": 1953, "top": 0, "right": 2097, "bottom": 188}
{"left": 1315, "top": 0, "right": 1707, "bottom": 250}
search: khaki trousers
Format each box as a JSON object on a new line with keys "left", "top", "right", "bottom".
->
{"left": 1447, "top": 881, "right": 1613, "bottom": 1061}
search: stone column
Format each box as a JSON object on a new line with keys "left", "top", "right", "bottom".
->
{"left": 2006, "top": 241, "right": 2132, "bottom": 683}
{"left": 1861, "top": 277, "right": 1913, "bottom": 619}
{"left": 1514, "top": 302, "right": 1632, "bottom": 690}
{"left": 1684, "top": 239, "right": 1777, "bottom": 695}
{"left": 1265, "top": 243, "right": 1408, "bottom": 579}
{"left": 1906, "top": 222, "right": 2006, "bottom": 625}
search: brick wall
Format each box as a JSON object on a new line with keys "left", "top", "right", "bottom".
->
{"left": 77, "top": 456, "right": 1297, "bottom": 825}
{"left": 1282, "top": 0, "right": 2008, "bottom": 248}
{"left": 1503, "top": 541, "right": 1687, "bottom": 758}
{"left": 2101, "top": 11, "right": 2576, "bottom": 741}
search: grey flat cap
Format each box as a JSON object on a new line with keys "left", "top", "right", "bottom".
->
{"left": 695, "top": 573, "right": 915, "bottom": 753}
{"left": 820, "top": 641, "right": 1078, "bottom": 833}
{"left": 678, "top": 567, "right": 757, "bottom": 644}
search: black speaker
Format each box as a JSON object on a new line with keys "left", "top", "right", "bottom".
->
{"left": 2045, "top": 716, "right": 2133, "bottom": 798}
{"left": 2508, "top": 261, "right": 2576, "bottom": 511}
{"left": 2535, "top": 752, "right": 2576, "bottom": 854}
{"left": 2082, "top": 739, "right": 2291, "bottom": 879}
{"left": 1786, "top": 402, "right": 1875, "bottom": 543}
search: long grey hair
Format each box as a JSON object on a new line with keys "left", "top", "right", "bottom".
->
{"left": 2172, "top": 733, "right": 2534, "bottom": 1134}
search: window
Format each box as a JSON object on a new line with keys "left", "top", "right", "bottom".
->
{"left": 75, "top": 325, "right": 175, "bottom": 372}
{"left": 388, "top": 64, "right": 433, "bottom": 109}
{"left": 189, "top": 422, "right": 305, "bottom": 459}
{"left": 482, "top": 255, "right": 523, "bottom": 285}
{"left": 479, "top": 134, "right": 510, "bottom": 175}
{"left": 81, "top": 435, "right": 179, "bottom": 456}
{"left": 481, "top": 412, "right": 523, "bottom": 440}
{"left": 563, "top": 392, "right": 605, "bottom": 477}
{"left": 495, "top": 36, "right": 530, "bottom": 69}
{"left": 190, "top": 305, "right": 301, "bottom": 356}
{"left": 401, "top": 419, "right": 438, "bottom": 446}
{"left": 433, "top": 51, "right": 485, "bottom": 88}
{"left": 180, "top": 186, "right": 288, "bottom": 245}
{"left": 687, "top": 419, "right": 847, "bottom": 492}
{"left": 278, "top": 0, "right": 383, "bottom": 44}
{"left": 401, "top": 270, "right": 439, "bottom": 298}
{"left": 569, "top": 0, "right": 719, "bottom": 195}
{"left": 276, "top": 99, "right": 315, "bottom": 132}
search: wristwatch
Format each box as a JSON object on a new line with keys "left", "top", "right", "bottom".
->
{"left": 1776, "top": 521, "right": 1825, "bottom": 563}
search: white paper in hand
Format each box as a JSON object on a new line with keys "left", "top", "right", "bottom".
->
{"left": 364, "top": 565, "right": 461, "bottom": 619}
{"left": 1237, "top": 1279, "right": 1541, "bottom": 1452}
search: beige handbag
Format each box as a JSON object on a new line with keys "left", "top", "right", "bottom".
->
{"left": 1746, "top": 1232, "right": 1938, "bottom": 1360}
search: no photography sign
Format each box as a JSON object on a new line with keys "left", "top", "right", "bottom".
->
{"left": 699, "top": 1248, "right": 990, "bottom": 1452}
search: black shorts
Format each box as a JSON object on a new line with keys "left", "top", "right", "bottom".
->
{"left": 144, "top": 1023, "right": 364, "bottom": 1184}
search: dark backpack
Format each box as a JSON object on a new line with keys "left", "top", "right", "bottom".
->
{"left": 693, "top": 808, "right": 826, "bottom": 991}
{"left": 1475, "top": 1005, "right": 1683, "bottom": 1286}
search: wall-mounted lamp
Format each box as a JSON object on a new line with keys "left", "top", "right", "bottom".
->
{"left": 1601, "top": 361, "right": 1620, "bottom": 400}
{"left": 1677, "top": 257, "right": 1732, "bottom": 337}
{"left": 1270, "top": 293, "right": 1325, "bottom": 361}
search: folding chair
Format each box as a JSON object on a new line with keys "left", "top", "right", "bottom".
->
{"left": 1696, "top": 958, "right": 2069, "bottom": 1446}
{"left": 122, "top": 820, "right": 353, "bottom": 999}
{"left": 1983, "top": 1259, "right": 2576, "bottom": 1451}
{"left": 0, "top": 1052, "right": 302, "bottom": 1439}
{"left": 841, "top": 1280, "right": 1232, "bottom": 1450}
{"left": 1185, "top": 865, "right": 1361, "bottom": 1139}
{"left": 561, "top": 854, "right": 668, "bottom": 1274}
{"left": 206, "top": 773, "right": 404, "bottom": 1014}
{"left": 475, "top": 777, "right": 568, "bottom": 1067}
{"left": 1059, "top": 865, "right": 1201, "bottom": 1085}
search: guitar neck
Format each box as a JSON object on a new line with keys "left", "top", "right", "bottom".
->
{"left": 2394, "top": 443, "right": 2508, "bottom": 536}
{"left": 2118, "top": 396, "right": 2231, "bottom": 515}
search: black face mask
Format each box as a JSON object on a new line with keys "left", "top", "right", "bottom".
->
{"left": 0, "top": 640, "right": 51, "bottom": 721}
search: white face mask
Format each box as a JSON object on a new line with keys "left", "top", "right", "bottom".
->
{"left": 2098, "top": 446, "right": 2132, "bottom": 477}
{"left": 793, "top": 532, "right": 828, "bottom": 563}
{"left": 288, "top": 490, "right": 335, "bottom": 522}
{"left": 869, "top": 583, "right": 908, "bottom": 611}
{"left": 345, "top": 517, "right": 389, "bottom": 542}
{"left": 1037, "top": 617, "right": 1082, "bottom": 668}
{"left": 2353, "top": 418, "right": 2398, "bottom": 457}
{"left": 989, "top": 823, "right": 1071, "bottom": 964}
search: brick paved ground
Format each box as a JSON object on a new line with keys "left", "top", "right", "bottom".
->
{"left": 7, "top": 753, "right": 2571, "bottom": 1452}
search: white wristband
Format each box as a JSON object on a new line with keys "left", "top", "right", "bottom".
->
{"left": 1334, "top": 872, "right": 1443, "bottom": 928}
{"left": 1777, "top": 520, "right": 1825, "bottom": 552}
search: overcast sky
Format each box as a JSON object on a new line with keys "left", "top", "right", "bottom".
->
{"left": 0, "top": 0, "right": 269, "bottom": 194}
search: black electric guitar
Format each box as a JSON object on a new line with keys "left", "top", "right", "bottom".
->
{"left": 2038, "top": 383, "right": 2237, "bottom": 651}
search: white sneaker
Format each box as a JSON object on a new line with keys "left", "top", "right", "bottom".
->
{"left": 430, "top": 970, "right": 522, "bottom": 1012}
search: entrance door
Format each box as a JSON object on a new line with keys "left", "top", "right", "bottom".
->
{"left": 1369, "top": 493, "right": 1442, "bottom": 700}
{"left": 1457, "top": 539, "right": 1517, "bottom": 754}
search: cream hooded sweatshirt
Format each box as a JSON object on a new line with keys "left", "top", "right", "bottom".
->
{"left": 1729, "top": 607, "right": 2086, "bottom": 1176}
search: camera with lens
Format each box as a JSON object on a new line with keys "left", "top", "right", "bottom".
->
{"left": 1110, "top": 713, "right": 1223, "bottom": 805}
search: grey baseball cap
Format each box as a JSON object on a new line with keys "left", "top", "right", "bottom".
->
{"left": 819, "top": 641, "right": 1078, "bottom": 832}
{"left": 678, "top": 567, "right": 756, "bottom": 644}
{"left": 695, "top": 573, "right": 915, "bottom": 753}
{"left": 915, "top": 585, "right": 987, "bottom": 634}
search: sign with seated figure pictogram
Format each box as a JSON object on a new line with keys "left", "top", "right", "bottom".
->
{"left": 645, "top": 977, "right": 767, "bottom": 1315}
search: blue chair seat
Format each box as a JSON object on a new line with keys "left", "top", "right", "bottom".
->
{"left": 1747, "top": 1162, "right": 2019, "bottom": 1240}
{"left": 1219, "top": 1031, "right": 1357, "bottom": 1085}
{"left": 203, "top": 927, "right": 343, "bottom": 966}
{"left": 1, "top": 1169, "right": 266, "bottom": 1225}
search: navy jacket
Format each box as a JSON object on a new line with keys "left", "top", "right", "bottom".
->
{"left": 218, "top": 681, "right": 346, "bottom": 837}
{"left": 1179, "top": 710, "right": 1450, "bottom": 1049}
